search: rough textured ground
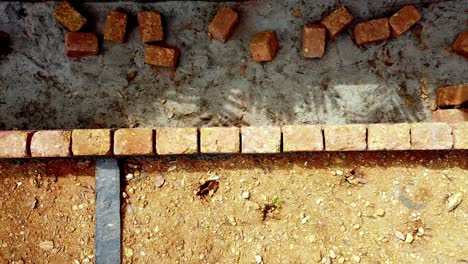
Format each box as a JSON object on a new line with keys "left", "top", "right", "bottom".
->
{"left": 1, "top": 0, "right": 467, "bottom": 130}
{"left": 0, "top": 160, "right": 95, "bottom": 264}
{"left": 122, "top": 151, "right": 467, "bottom": 264}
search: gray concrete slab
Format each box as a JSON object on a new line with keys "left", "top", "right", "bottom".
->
{"left": 0, "top": 0, "right": 467, "bottom": 130}
{"left": 95, "top": 159, "right": 121, "bottom": 264}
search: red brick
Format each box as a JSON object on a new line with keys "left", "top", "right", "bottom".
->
{"left": 452, "top": 31, "right": 468, "bottom": 59}
{"left": 302, "top": 24, "right": 326, "bottom": 58}
{"left": 324, "top": 125, "right": 367, "bottom": 151}
{"left": 241, "top": 126, "right": 281, "bottom": 153}
{"left": 114, "top": 128, "right": 153, "bottom": 155}
{"left": 282, "top": 125, "right": 323, "bottom": 152}
{"left": 368, "top": 123, "right": 410, "bottom": 150}
{"left": 30, "top": 130, "right": 71, "bottom": 157}
{"left": 104, "top": 11, "right": 128, "bottom": 43}
{"left": 65, "top": 32, "right": 98, "bottom": 58}
{"left": 452, "top": 122, "right": 468, "bottom": 149}
{"left": 411, "top": 123, "right": 453, "bottom": 150}
{"left": 72, "top": 129, "right": 111, "bottom": 156}
{"left": 432, "top": 109, "right": 468, "bottom": 122}
{"left": 321, "top": 5, "right": 353, "bottom": 39}
{"left": 200, "top": 127, "right": 239, "bottom": 154}
{"left": 436, "top": 85, "right": 468, "bottom": 108}
{"left": 389, "top": 5, "right": 422, "bottom": 37}
{"left": 156, "top": 127, "right": 198, "bottom": 155}
{"left": 354, "top": 18, "right": 390, "bottom": 45}
{"left": 250, "top": 31, "right": 279, "bottom": 63}
{"left": 137, "top": 11, "right": 164, "bottom": 43}
{"left": 53, "top": 1, "right": 87, "bottom": 32}
{"left": 0, "top": 131, "right": 29, "bottom": 158}
{"left": 145, "top": 45, "right": 179, "bottom": 68}
{"left": 208, "top": 7, "right": 239, "bottom": 42}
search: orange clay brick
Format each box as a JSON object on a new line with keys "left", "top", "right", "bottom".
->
{"left": 53, "top": 1, "right": 87, "bottom": 32}
{"left": 367, "top": 123, "right": 411, "bottom": 150}
{"left": 354, "top": 18, "right": 390, "bottom": 45}
{"left": 0, "top": 131, "right": 29, "bottom": 158}
{"left": 114, "top": 128, "right": 154, "bottom": 155}
{"left": 250, "top": 31, "right": 279, "bottom": 62}
{"left": 436, "top": 84, "right": 468, "bottom": 108}
{"left": 72, "top": 129, "right": 111, "bottom": 156}
{"left": 452, "top": 122, "right": 468, "bottom": 149}
{"left": 208, "top": 7, "right": 239, "bottom": 42}
{"left": 200, "top": 127, "right": 240, "bottom": 154}
{"left": 30, "top": 130, "right": 71, "bottom": 157}
{"left": 156, "top": 127, "right": 198, "bottom": 155}
{"left": 137, "top": 11, "right": 163, "bottom": 43}
{"left": 432, "top": 109, "right": 468, "bottom": 122}
{"left": 389, "top": 5, "right": 422, "bottom": 37}
{"left": 411, "top": 123, "right": 453, "bottom": 150}
{"left": 324, "top": 124, "right": 367, "bottom": 151}
{"left": 302, "top": 24, "right": 326, "bottom": 59}
{"left": 65, "top": 32, "right": 98, "bottom": 58}
{"left": 241, "top": 126, "right": 281, "bottom": 154}
{"left": 104, "top": 11, "right": 128, "bottom": 43}
{"left": 145, "top": 45, "right": 179, "bottom": 68}
{"left": 282, "top": 125, "right": 323, "bottom": 152}
{"left": 452, "top": 31, "right": 468, "bottom": 59}
{"left": 320, "top": 5, "right": 353, "bottom": 39}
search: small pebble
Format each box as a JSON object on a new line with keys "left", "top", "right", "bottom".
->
{"left": 405, "top": 233, "right": 414, "bottom": 243}
{"left": 395, "top": 231, "right": 406, "bottom": 241}
{"left": 329, "top": 249, "right": 336, "bottom": 259}
{"left": 242, "top": 191, "right": 250, "bottom": 199}
{"left": 446, "top": 192, "right": 463, "bottom": 212}
{"left": 375, "top": 208, "right": 385, "bottom": 217}
{"left": 352, "top": 255, "right": 361, "bottom": 263}
{"left": 125, "top": 173, "right": 134, "bottom": 180}
{"left": 336, "top": 170, "right": 343, "bottom": 176}
{"left": 255, "top": 255, "right": 262, "bottom": 263}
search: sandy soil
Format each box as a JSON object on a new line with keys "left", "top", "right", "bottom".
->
{"left": 0, "top": 160, "right": 96, "bottom": 264}
{"left": 122, "top": 151, "right": 467, "bottom": 264}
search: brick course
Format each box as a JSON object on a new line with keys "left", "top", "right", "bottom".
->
{"left": 156, "top": 127, "right": 198, "bottom": 155}
{"left": 436, "top": 85, "right": 468, "bottom": 108}
{"left": 324, "top": 124, "right": 367, "bottom": 151}
{"left": 72, "top": 129, "right": 111, "bottom": 156}
{"left": 282, "top": 125, "right": 323, "bottom": 152}
{"left": 432, "top": 109, "right": 468, "bottom": 122}
{"left": 368, "top": 123, "right": 410, "bottom": 150}
{"left": 452, "top": 122, "right": 468, "bottom": 149}
{"left": 114, "top": 128, "right": 153, "bottom": 155}
{"left": 200, "top": 127, "right": 239, "bottom": 154}
{"left": 0, "top": 131, "right": 29, "bottom": 158}
{"left": 411, "top": 123, "right": 453, "bottom": 150}
{"left": 241, "top": 126, "right": 281, "bottom": 153}
{"left": 452, "top": 31, "right": 468, "bottom": 59}
{"left": 30, "top": 130, "right": 71, "bottom": 157}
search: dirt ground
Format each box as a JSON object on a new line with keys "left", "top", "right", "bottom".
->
{"left": 122, "top": 151, "right": 467, "bottom": 264}
{"left": 0, "top": 160, "right": 96, "bottom": 264}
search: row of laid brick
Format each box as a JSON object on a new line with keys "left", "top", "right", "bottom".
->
{"left": 0, "top": 122, "right": 466, "bottom": 158}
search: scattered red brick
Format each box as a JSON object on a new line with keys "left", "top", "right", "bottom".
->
{"left": 156, "top": 127, "right": 198, "bottom": 155}
{"left": 72, "top": 129, "right": 111, "bottom": 156}
{"left": 432, "top": 109, "right": 468, "bottom": 122}
{"left": 368, "top": 123, "right": 411, "bottom": 150}
{"left": 200, "top": 127, "right": 240, "bottom": 154}
{"left": 0, "top": 131, "right": 29, "bottom": 158}
{"left": 452, "top": 31, "right": 468, "bottom": 58}
{"left": 250, "top": 31, "right": 279, "bottom": 62}
{"left": 241, "top": 126, "right": 281, "bottom": 153}
{"left": 436, "top": 84, "right": 468, "bottom": 108}
{"left": 411, "top": 123, "right": 453, "bottom": 150}
{"left": 320, "top": 5, "right": 353, "bottom": 39}
{"left": 208, "top": 7, "right": 239, "bottom": 42}
{"left": 302, "top": 24, "right": 326, "bottom": 58}
{"left": 137, "top": 11, "right": 164, "bottom": 43}
{"left": 324, "top": 125, "right": 367, "bottom": 151}
{"left": 53, "top": 1, "right": 87, "bottom": 32}
{"left": 144, "top": 45, "right": 179, "bottom": 68}
{"left": 452, "top": 122, "right": 468, "bottom": 149}
{"left": 104, "top": 11, "right": 128, "bottom": 43}
{"left": 389, "top": 5, "right": 422, "bottom": 37}
{"left": 114, "top": 128, "right": 154, "bottom": 155}
{"left": 354, "top": 18, "right": 390, "bottom": 45}
{"left": 65, "top": 32, "right": 98, "bottom": 58}
{"left": 30, "top": 130, "right": 71, "bottom": 157}
{"left": 282, "top": 125, "right": 323, "bottom": 152}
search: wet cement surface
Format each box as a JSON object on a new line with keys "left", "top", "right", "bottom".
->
{"left": 0, "top": 0, "right": 467, "bottom": 130}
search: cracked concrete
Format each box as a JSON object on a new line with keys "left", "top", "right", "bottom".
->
{"left": 0, "top": 0, "right": 467, "bottom": 130}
